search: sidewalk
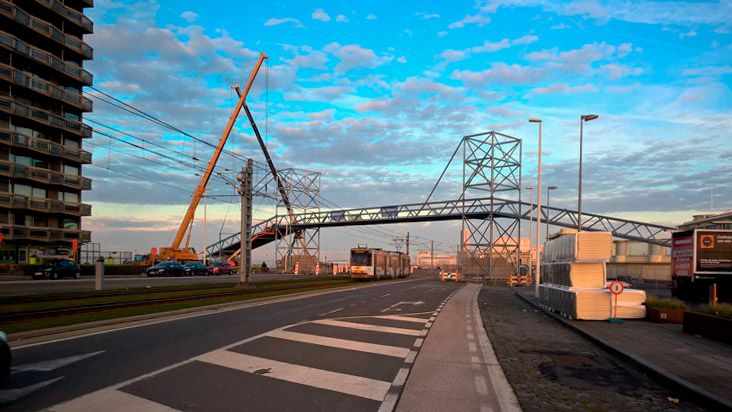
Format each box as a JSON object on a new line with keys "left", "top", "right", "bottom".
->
{"left": 515, "top": 288, "right": 732, "bottom": 410}
{"left": 397, "top": 283, "right": 520, "bottom": 412}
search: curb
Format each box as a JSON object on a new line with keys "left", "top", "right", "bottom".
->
{"left": 513, "top": 289, "right": 732, "bottom": 411}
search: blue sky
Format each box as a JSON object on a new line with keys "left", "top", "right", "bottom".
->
{"left": 82, "top": 0, "right": 732, "bottom": 260}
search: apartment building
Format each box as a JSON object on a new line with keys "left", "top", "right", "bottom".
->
{"left": 0, "top": 0, "right": 93, "bottom": 262}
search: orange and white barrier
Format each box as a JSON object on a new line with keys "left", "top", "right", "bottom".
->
{"left": 294, "top": 261, "right": 300, "bottom": 275}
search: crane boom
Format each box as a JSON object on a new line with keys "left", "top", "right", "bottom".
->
{"left": 161, "top": 52, "right": 268, "bottom": 260}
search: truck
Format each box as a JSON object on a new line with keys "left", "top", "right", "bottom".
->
{"left": 671, "top": 229, "right": 732, "bottom": 302}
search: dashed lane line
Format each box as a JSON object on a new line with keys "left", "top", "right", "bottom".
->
{"left": 198, "top": 350, "right": 392, "bottom": 402}
{"left": 267, "top": 330, "right": 410, "bottom": 358}
{"left": 311, "top": 319, "right": 422, "bottom": 336}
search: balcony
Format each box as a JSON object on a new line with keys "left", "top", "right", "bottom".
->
{"left": 0, "top": 192, "right": 91, "bottom": 216}
{"left": 0, "top": 2, "right": 94, "bottom": 59}
{"left": 0, "top": 159, "right": 92, "bottom": 190}
{"left": 0, "top": 30, "right": 93, "bottom": 85}
{"left": 0, "top": 129, "right": 92, "bottom": 164}
{"left": 0, "top": 223, "right": 90, "bottom": 242}
{"left": 33, "top": 0, "right": 93, "bottom": 33}
{"left": 0, "top": 97, "right": 92, "bottom": 138}
{"left": 0, "top": 63, "right": 92, "bottom": 112}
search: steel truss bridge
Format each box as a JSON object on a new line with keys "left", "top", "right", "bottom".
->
{"left": 206, "top": 196, "right": 674, "bottom": 258}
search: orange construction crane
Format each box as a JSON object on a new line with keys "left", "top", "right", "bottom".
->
{"left": 156, "top": 52, "right": 268, "bottom": 262}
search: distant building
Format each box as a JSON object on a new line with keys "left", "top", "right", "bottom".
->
{"left": 413, "top": 250, "right": 455, "bottom": 269}
{"left": 0, "top": 1, "right": 94, "bottom": 262}
{"left": 678, "top": 210, "right": 732, "bottom": 231}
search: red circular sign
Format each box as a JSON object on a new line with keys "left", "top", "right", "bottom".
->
{"left": 150, "top": 247, "right": 158, "bottom": 255}
{"left": 609, "top": 281, "right": 624, "bottom": 295}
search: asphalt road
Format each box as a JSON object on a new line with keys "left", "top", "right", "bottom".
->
{"left": 1, "top": 276, "right": 461, "bottom": 411}
{"left": 0, "top": 273, "right": 324, "bottom": 296}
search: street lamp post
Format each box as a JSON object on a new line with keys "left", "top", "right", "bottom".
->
{"left": 578, "top": 114, "right": 598, "bottom": 232}
{"left": 545, "top": 185, "right": 557, "bottom": 242}
{"left": 525, "top": 186, "right": 533, "bottom": 281}
{"left": 529, "top": 118, "right": 542, "bottom": 298}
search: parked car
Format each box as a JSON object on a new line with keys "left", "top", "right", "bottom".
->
{"left": 145, "top": 261, "right": 185, "bottom": 277}
{"left": 0, "top": 331, "right": 10, "bottom": 384}
{"left": 209, "top": 261, "right": 234, "bottom": 276}
{"left": 32, "top": 259, "right": 81, "bottom": 280}
{"left": 184, "top": 262, "right": 210, "bottom": 276}
{"left": 439, "top": 271, "right": 462, "bottom": 282}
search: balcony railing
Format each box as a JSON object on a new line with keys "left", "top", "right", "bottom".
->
{"left": 0, "top": 30, "right": 93, "bottom": 85}
{"left": 0, "top": 97, "right": 92, "bottom": 138}
{"left": 0, "top": 2, "right": 93, "bottom": 59}
{"left": 32, "top": 0, "right": 93, "bottom": 33}
{"left": 0, "top": 63, "right": 92, "bottom": 112}
{"left": 0, "top": 129, "right": 92, "bottom": 164}
{"left": 0, "top": 160, "right": 92, "bottom": 190}
{"left": 0, "top": 193, "right": 91, "bottom": 216}
{"left": 0, "top": 223, "right": 90, "bottom": 242}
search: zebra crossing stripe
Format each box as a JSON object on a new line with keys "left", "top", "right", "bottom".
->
{"left": 198, "top": 350, "right": 392, "bottom": 401}
{"left": 267, "top": 330, "right": 410, "bottom": 358}
{"left": 372, "top": 315, "right": 429, "bottom": 324}
{"left": 311, "top": 319, "right": 422, "bottom": 336}
{"left": 48, "top": 387, "right": 179, "bottom": 412}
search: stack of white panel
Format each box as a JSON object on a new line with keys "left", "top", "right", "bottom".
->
{"left": 539, "top": 230, "right": 646, "bottom": 320}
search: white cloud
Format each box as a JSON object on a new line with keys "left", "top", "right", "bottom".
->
{"left": 452, "top": 63, "right": 546, "bottom": 86}
{"left": 448, "top": 12, "right": 491, "bottom": 29}
{"left": 529, "top": 82, "right": 596, "bottom": 95}
{"left": 437, "top": 31, "right": 448, "bottom": 37}
{"left": 180, "top": 11, "right": 198, "bottom": 23}
{"left": 550, "top": 22, "right": 569, "bottom": 30}
{"left": 602, "top": 63, "right": 643, "bottom": 79}
{"left": 396, "top": 56, "right": 407, "bottom": 63}
{"left": 435, "top": 34, "right": 538, "bottom": 69}
{"left": 324, "top": 42, "right": 393, "bottom": 73}
{"left": 366, "top": 14, "right": 377, "bottom": 20}
{"left": 416, "top": 12, "right": 440, "bottom": 19}
{"left": 682, "top": 65, "right": 732, "bottom": 77}
{"left": 312, "top": 8, "right": 331, "bottom": 22}
{"left": 336, "top": 14, "right": 349, "bottom": 23}
{"left": 264, "top": 17, "right": 304, "bottom": 28}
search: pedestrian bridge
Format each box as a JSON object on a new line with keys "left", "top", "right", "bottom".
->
{"left": 206, "top": 196, "right": 674, "bottom": 258}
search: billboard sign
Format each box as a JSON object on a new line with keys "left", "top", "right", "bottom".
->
{"left": 694, "top": 230, "right": 732, "bottom": 275}
{"left": 671, "top": 233, "right": 693, "bottom": 278}
{"left": 381, "top": 206, "right": 398, "bottom": 219}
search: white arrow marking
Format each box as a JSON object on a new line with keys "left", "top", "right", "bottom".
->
{"left": 12, "top": 350, "right": 105, "bottom": 373}
{"left": 0, "top": 376, "right": 64, "bottom": 404}
{"left": 392, "top": 300, "right": 425, "bottom": 307}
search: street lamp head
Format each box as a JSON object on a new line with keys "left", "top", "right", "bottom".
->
{"left": 548, "top": 185, "right": 558, "bottom": 190}
{"left": 525, "top": 186, "right": 533, "bottom": 190}
{"left": 528, "top": 118, "right": 542, "bottom": 123}
{"left": 581, "top": 114, "right": 599, "bottom": 122}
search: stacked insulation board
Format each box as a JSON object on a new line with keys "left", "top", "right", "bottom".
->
{"left": 540, "top": 230, "right": 646, "bottom": 320}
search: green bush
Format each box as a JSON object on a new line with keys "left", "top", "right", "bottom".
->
{"left": 645, "top": 295, "right": 689, "bottom": 310}
{"left": 695, "top": 303, "right": 732, "bottom": 320}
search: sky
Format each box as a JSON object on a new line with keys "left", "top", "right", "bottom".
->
{"left": 81, "top": 0, "right": 732, "bottom": 262}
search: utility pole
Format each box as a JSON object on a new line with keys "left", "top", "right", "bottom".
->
{"left": 406, "top": 232, "right": 410, "bottom": 256}
{"left": 431, "top": 240, "right": 434, "bottom": 270}
{"left": 237, "top": 159, "right": 253, "bottom": 286}
{"left": 203, "top": 189, "right": 207, "bottom": 266}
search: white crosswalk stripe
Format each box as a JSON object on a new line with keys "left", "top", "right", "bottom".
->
{"left": 268, "top": 329, "right": 410, "bottom": 358}
{"left": 198, "top": 351, "right": 392, "bottom": 401}
{"left": 49, "top": 387, "right": 179, "bottom": 412}
{"left": 311, "top": 319, "right": 423, "bottom": 336}
{"left": 372, "top": 315, "right": 429, "bottom": 324}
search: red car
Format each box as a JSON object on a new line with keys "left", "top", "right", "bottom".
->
{"left": 208, "top": 261, "right": 235, "bottom": 275}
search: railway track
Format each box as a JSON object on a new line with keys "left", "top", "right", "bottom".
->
{"left": 0, "top": 280, "right": 351, "bottom": 323}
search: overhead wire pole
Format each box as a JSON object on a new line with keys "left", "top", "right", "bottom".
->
{"left": 162, "top": 52, "right": 268, "bottom": 260}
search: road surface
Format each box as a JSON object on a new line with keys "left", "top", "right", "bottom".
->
{"left": 1, "top": 277, "right": 464, "bottom": 411}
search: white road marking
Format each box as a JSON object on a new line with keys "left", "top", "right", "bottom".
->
{"left": 48, "top": 387, "right": 179, "bottom": 412}
{"left": 474, "top": 375, "right": 489, "bottom": 395}
{"left": 469, "top": 342, "right": 477, "bottom": 352}
{"left": 0, "top": 376, "right": 64, "bottom": 404}
{"left": 268, "top": 330, "right": 410, "bottom": 358}
{"left": 198, "top": 350, "right": 391, "bottom": 401}
{"left": 413, "top": 338, "right": 424, "bottom": 348}
{"left": 312, "top": 319, "right": 422, "bottom": 336}
{"left": 393, "top": 367, "right": 410, "bottom": 387}
{"left": 380, "top": 293, "right": 392, "bottom": 297}
{"left": 317, "top": 307, "right": 344, "bottom": 317}
{"left": 12, "top": 350, "right": 105, "bottom": 373}
{"left": 377, "top": 393, "right": 400, "bottom": 412}
{"left": 373, "top": 315, "right": 428, "bottom": 324}
{"left": 404, "top": 351, "right": 417, "bottom": 364}
{"left": 467, "top": 332, "right": 475, "bottom": 340}
{"left": 425, "top": 321, "right": 433, "bottom": 328}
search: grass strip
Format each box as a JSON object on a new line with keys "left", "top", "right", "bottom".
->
{"left": 5, "top": 281, "right": 352, "bottom": 334}
{"left": 1, "top": 278, "right": 351, "bottom": 313}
